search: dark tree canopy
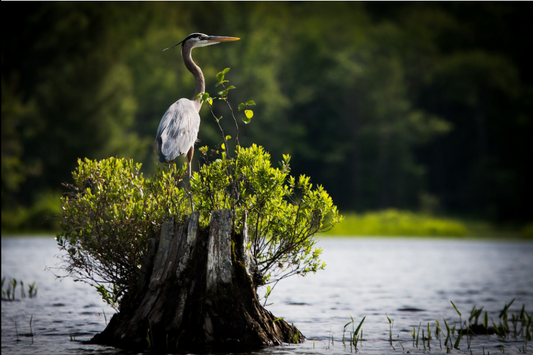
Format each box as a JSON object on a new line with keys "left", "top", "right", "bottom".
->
{"left": 2, "top": 2, "right": 532, "bottom": 231}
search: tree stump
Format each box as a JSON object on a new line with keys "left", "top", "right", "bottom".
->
{"left": 90, "top": 210, "right": 303, "bottom": 352}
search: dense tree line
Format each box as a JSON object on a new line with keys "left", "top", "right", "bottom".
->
{"left": 2, "top": 2, "right": 532, "bottom": 231}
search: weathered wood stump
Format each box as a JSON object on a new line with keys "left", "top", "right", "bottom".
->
{"left": 91, "top": 210, "right": 303, "bottom": 352}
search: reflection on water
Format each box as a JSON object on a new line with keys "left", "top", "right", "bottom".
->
{"left": 2, "top": 236, "right": 532, "bottom": 354}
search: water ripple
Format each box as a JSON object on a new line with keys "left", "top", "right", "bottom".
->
{"left": 2, "top": 236, "right": 533, "bottom": 354}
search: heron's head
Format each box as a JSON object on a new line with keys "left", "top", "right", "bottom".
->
{"left": 163, "top": 33, "right": 240, "bottom": 52}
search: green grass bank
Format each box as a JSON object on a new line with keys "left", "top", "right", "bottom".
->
{"left": 320, "top": 209, "right": 532, "bottom": 240}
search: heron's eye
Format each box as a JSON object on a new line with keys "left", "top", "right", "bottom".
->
{"left": 199, "top": 35, "right": 207, "bottom": 40}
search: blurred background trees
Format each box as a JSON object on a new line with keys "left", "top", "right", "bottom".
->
{"left": 2, "top": 2, "right": 531, "bottom": 232}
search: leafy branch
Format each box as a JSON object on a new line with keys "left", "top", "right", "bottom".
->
{"left": 196, "top": 68, "right": 256, "bottom": 154}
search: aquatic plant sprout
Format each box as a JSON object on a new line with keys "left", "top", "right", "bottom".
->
{"left": 327, "top": 300, "right": 532, "bottom": 354}
{"left": 1, "top": 277, "right": 38, "bottom": 300}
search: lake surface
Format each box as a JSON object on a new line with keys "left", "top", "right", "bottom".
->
{"left": 2, "top": 236, "right": 532, "bottom": 354}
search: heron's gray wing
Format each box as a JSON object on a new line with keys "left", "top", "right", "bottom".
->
{"left": 156, "top": 98, "right": 200, "bottom": 162}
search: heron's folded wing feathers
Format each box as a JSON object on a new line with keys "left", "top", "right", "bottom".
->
{"left": 156, "top": 99, "right": 200, "bottom": 162}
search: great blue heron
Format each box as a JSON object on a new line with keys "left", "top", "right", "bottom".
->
{"left": 156, "top": 33, "right": 240, "bottom": 177}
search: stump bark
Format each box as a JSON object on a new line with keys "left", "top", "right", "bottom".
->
{"left": 90, "top": 210, "right": 303, "bottom": 352}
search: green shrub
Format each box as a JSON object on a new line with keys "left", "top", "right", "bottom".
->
{"left": 192, "top": 144, "right": 341, "bottom": 284}
{"left": 57, "top": 157, "right": 189, "bottom": 308}
{"left": 58, "top": 148, "right": 340, "bottom": 308}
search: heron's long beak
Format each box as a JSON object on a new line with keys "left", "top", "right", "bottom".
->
{"left": 207, "top": 36, "right": 240, "bottom": 43}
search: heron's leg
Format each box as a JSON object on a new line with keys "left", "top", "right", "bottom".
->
{"left": 186, "top": 146, "right": 194, "bottom": 178}
{"left": 186, "top": 146, "right": 194, "bottom": 210}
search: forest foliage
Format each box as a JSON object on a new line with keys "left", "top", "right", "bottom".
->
{"left": 2, "top": 2, "right": 532, "bottom": 232}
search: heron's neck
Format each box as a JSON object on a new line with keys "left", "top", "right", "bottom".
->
{"left": 182, "top": 46, "right": 205, "bottom": 112}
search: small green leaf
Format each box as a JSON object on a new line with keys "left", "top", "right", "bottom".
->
{"left": 215, "top": 79, "right": 229, "bottom": 87}
{"left": 242, "top": 110, "right": 253, "bottom": 124}
{"left": 245, "top": 100, "right": 256, "bottom": 106}
{"left": 238, "top": 103, "right": 246, "bottom": 111}
{"left": 216, "top": 68, "right": 230, "bottom": 83}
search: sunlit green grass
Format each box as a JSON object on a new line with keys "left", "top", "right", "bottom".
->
{"left": 321, "top": 209, "right": 468, "bottom": 237}
{"left": 321, "top": 209, "right": 533, "bottom": 239}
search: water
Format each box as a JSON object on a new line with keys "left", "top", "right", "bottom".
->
{"left": 2, "top": 236, "right": 533, "bottom": 354}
